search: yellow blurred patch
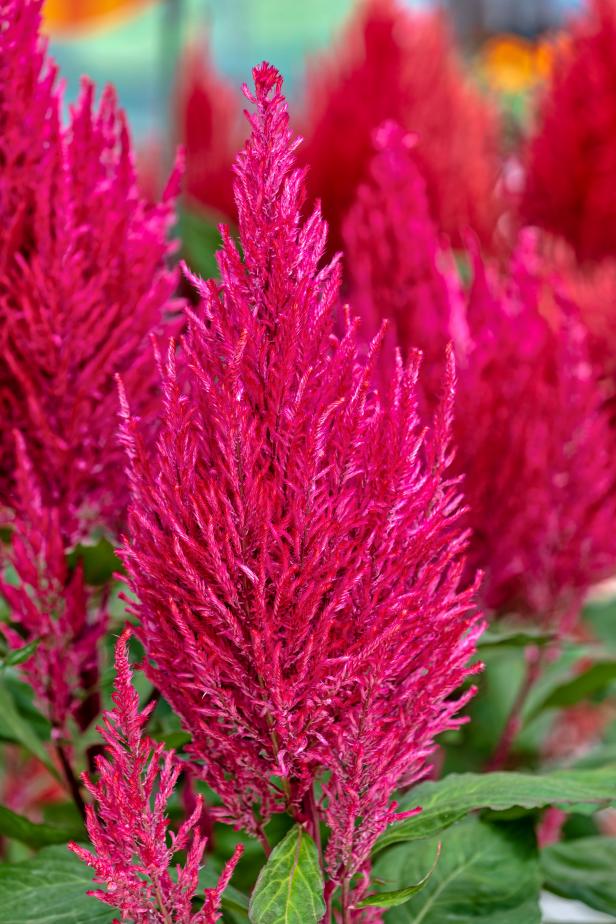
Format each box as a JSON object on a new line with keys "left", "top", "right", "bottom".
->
{"left": 479, "top": 34, "right": 559, "bottom": 94}
{"left": 43, "top": 0, "right": 157, "bottom": 34}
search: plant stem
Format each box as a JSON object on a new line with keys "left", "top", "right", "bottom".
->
{"left": 485, "top": 646, "right": 544, "bottom": 771}
{"left": 55, "top": 743, "right": 87, "bottom": 822}
{"left": 256, "top": 822, "right": 272, "bottom": 858}
{"left": 340, "top": 878, "right": 352, "bottom": 924}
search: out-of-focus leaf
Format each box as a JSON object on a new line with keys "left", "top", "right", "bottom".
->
{"left": 477, "top": 626, "right": 554, "bottom": 651}
{"left": 0, "top": 677, "right": 57, "bottom": 778}
{"left": 541, "top": 837, "right": 616, "bottom": 917}
{"left": 0, "top": 805, "right": 84, "bottom": 848}
{"left": 3, "top": 639, "right": 40, "bottom": 668}
{"left": 179, "top": 207, "right": 226, "bottom": 280}
{"left": 374, "top": 818, "right": 541, "bottom": 923}
{"left": 375, "top": 766, "right": 616, "bottom": 852}
{"left": 67, "top": 537, "right": 119, "bottom": 586}
{"left": 525, "top": 660, "right": 616, "bottom": 723}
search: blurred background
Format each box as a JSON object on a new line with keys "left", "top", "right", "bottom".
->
{"left": 44, "top": 0, "right": 583, "bottom": 141}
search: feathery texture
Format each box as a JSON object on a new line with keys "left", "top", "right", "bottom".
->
{"left": 70, "top": 630, "right": 243, "bottom": 924}
{"left": 0, "top": 0, "right": 180, "bottom": 539}
{"left": 342, "top": 120, "right": 468, "bottom": 407}
{"left": 121, "top": 63, "right": 482, "bottom": 878}
{"left": 0, "top": 434, "right": 106, "bottom": 736}
{"left": 455, "top": 233, "right": 616, "bottom": 627}
{"left": 300, "top": 0, "right": 501, "bottom": 256}
{"left": 522, "top": 0, "right": 616, "bottom": 262}
{"left": 175, "top": 39, "right": 242, "bottom": 222}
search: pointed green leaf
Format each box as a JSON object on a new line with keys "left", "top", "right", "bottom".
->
{"left": 541, "top": 836, "right": 616, "bottom": 917}
{"left": 0, "top": 676, "right": 58, "bottom": 778}
{"left": 0, "top": 805, "right": 84, "bottom": 848}
{"left": 356, "top": 845, "right": 440, "bottom": 908}
{"left": 3, "top": 639, "right": 40, "bottom": 668}
{"left": 0, "top": 847, "right": 114, "bottom": 923}
{"left": 375, "top": 766, "right": 616, "bottom": 852}
{"left": 248, "top": 825, "right": 325, "bottom": 924}
{"left": 374, "top": 818, "right": 541, "bottom": 923}
{"left": 525, "top": 660, "right": 616, "bottom": 722}
{"left": 477, "top": 626, "right": 554, "bottom": 651}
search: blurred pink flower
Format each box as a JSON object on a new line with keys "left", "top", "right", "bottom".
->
{"left": 522, "top": 0, "right": 616, "bottom": 262}
{"left": 300, "top": 0, "right": 502, "bottom": 256}
{"left": 71, "top": 630, "right": 243, "bottom": 924}
{"left": 120, "top": 62, "right": 482, "bottom": 880}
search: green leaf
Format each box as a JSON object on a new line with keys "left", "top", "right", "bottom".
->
{"left": 3, "top": 639, "right": 40, "bottom": 668}
{"left": 248, "top": 825, "right": 325, "bottom": 924}
{"left": 67, "top": 537, "right": 119, "bottom": 586}
{"left": 0, "top": 805, "right": 84, "bottom": 848}
{"left": 0, "top": 846, "right": 114, "bottom": 923}
{"left": 375, "top": 766, "right": 616, "bottom": 852}
{"left": 0, "top": 676, "right": 58, "bottom": 778}
{"left": 541, "top": 836, "right": 616, "bottom": 917}
{"left": 179, "top": 207, "right": 226, "bottom": 280}
{"left": 477, "top": 626, "right": 554, "bottom": 651}
{"left": 356, "top": 845, "right": 440, "bottom": 909}
{"left": 374, "top": 818, "right": 541, "bottom": 923}
{"left": 525, "top": 660, "right": 616, "bottom": 722}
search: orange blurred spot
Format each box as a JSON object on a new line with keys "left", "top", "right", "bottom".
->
{"left": 43, "top": 0, "right": 157, "bottom": 34}
{"left": 480, "top": 33, "right": 558, "bottom": 94}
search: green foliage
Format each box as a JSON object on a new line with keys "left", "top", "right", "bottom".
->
{"left": 375, "top": 766, "right": 616, "bottom": 852}
{"left": 0, "top": 847, "right": 114, "bottom": 923}
{"left": 248, "top": 826, "right": 325, "bottom": 924}
{"left": 0, "top": 806, "right": 84, "bottom": 849}
{"left": 374, "top": 818, "right": 541, "bottom": 923}
{"left": 0, "top": 676, "right": 57, "bottom": 777}
{"left": 179, "top": 207, "right": 227, "bottom": 280}
{"left": 356, "top": 846, "right": 438, "bottom": 908}
{"left": 525, "top": 660, "right": 616, "bottom": 722}
{"left": 541, "top": 836, "right": 616, "bottom": 918}
{"left": 66, "top": 537, "right": 119, "bottom": 586}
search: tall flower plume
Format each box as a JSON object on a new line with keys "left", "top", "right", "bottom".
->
{"left": 0, "top": 0, "right": 179, "bottom": 737}
{"left": 300, "top": 0, "right": 502, "bottom": 256}
{"left": 70, "top": 630, "right": 243, "bottom": 924}
{"left": 342, "top": 119, "right": 468, "bottom": 408}
{"left": 455, "top": 234, "right": 616, "bottom": 627}
{"left": 522, "top": 0, "right": 616, "bottom": 263}
{"left": 0, "top": 0, "right": 180, "bottom": 537}
{"left": 120, "top": 62, "right": 482, "bottom": 880}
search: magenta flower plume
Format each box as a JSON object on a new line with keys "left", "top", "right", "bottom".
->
{"left": 70, "top": 630, "right": 243, "bottom": 924}
{"left": 0, "top": 434, "right": 106, "bottom": 737}
{"left": 343, "top": 120, "right": 468, "bottom": 407}
{"left": 300, "top": 0, "right": 501, "bottom": 256}
{"left": 0, "top": 0, "right": 180, "bottom": 538}
{"left": 522, "top": 0, "right": 616, "bottom": 263}
{"left": 455, "top": 233, "right": 616, "bottom": 628}
{"left": 120, "top": 62, "right": 482, "bottom": 877}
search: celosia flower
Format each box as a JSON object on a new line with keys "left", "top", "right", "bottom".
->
{"left": 70, "top": 630, "right": 243, "bottom": 924}
{"left": 120, "top": 62, "right": 482, "bottom": 881}
{"left": 0, "top": 0, "right": 180, "bottom": 539}
{"left": 175, "top": 39, "right": 242, "bottom": 222}
{"left": 455, "top": 233, "right": 616, "bottom": 627}
{"left": 0, "top": 434, "right": 106, "bottom": 737}
{"left": 522, "top": 0, "right": 616, "bottom": 262}
{"left": 342, "top": 119, "right": 468, "bottom": 407}
{"left": 300, "top": 0, "right": 501, "bottom": 255}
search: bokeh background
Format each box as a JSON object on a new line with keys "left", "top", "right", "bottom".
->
{"left": 44, "top": 0, "right": 583, "bottom": 140}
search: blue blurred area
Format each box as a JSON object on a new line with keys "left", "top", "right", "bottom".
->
{"left": 46, "top": 0, "right": 585, "bottom": 140}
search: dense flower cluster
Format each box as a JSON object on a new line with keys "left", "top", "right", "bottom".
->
{"left": 120, "top": 63, "right": 482, "bottom": 879}
{"left": 522, "top": 0, "right": 616, "bottom": 262}
{"left": 343, "top": 119, "right": 467, "bottom": 407}
{"left": 70, "top": 630, "right": 243, "bottom": 924}
{"left": 455, "top": 234, "right": 616, "bottom": 626}
{"left": 300, "top": 0, "right": 502, "bottom": 255}
{"left": 0, "top": 0, "right": 180, "bottom": 537}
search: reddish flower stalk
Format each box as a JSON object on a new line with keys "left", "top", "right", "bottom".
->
{"left": 0, "top": 435, "right": 106, "bottom": 744}
{"left": 522, "top": 0, "right": 616, "bottom": 262}
{"left": 342, "top": 119, "right": 468, "bottom": 408}
{"left": 121, "top": 62, "right": 482, "bottom": 882}
{"left": 300, "top": 0, "right": 501, "bottom": 256}
{"left": 174, "top": 38, "right": 243, "bottom": 222}
{"left": 456, "top": 232, "right": 616, "bottom": 629}
{"left": 0, "top": 0, "right": 180, "bottom": 537}
{"left": 70, "top": 630, "right": 243, "bottom": 924}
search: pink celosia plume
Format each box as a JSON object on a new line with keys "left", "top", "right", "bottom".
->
{"left": 455, "top": 233, "right": 616, "bottom": 626}
{"left": 522, "top": 0, "right": 616, "bottom": 262}
{"left": 70, "top": 630, "right": 243, "bottom": 924}
{"left": 120, "top": 62, "right": 482, "bottom": 879}
{"left": 300, "top": 0, "right": 502, "bottom": 256}
{"left": 0, "top": 0, "right": 180, "bottom": 538}
{"left": 342, "top": 119, "right": 468, "bottom": 407}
